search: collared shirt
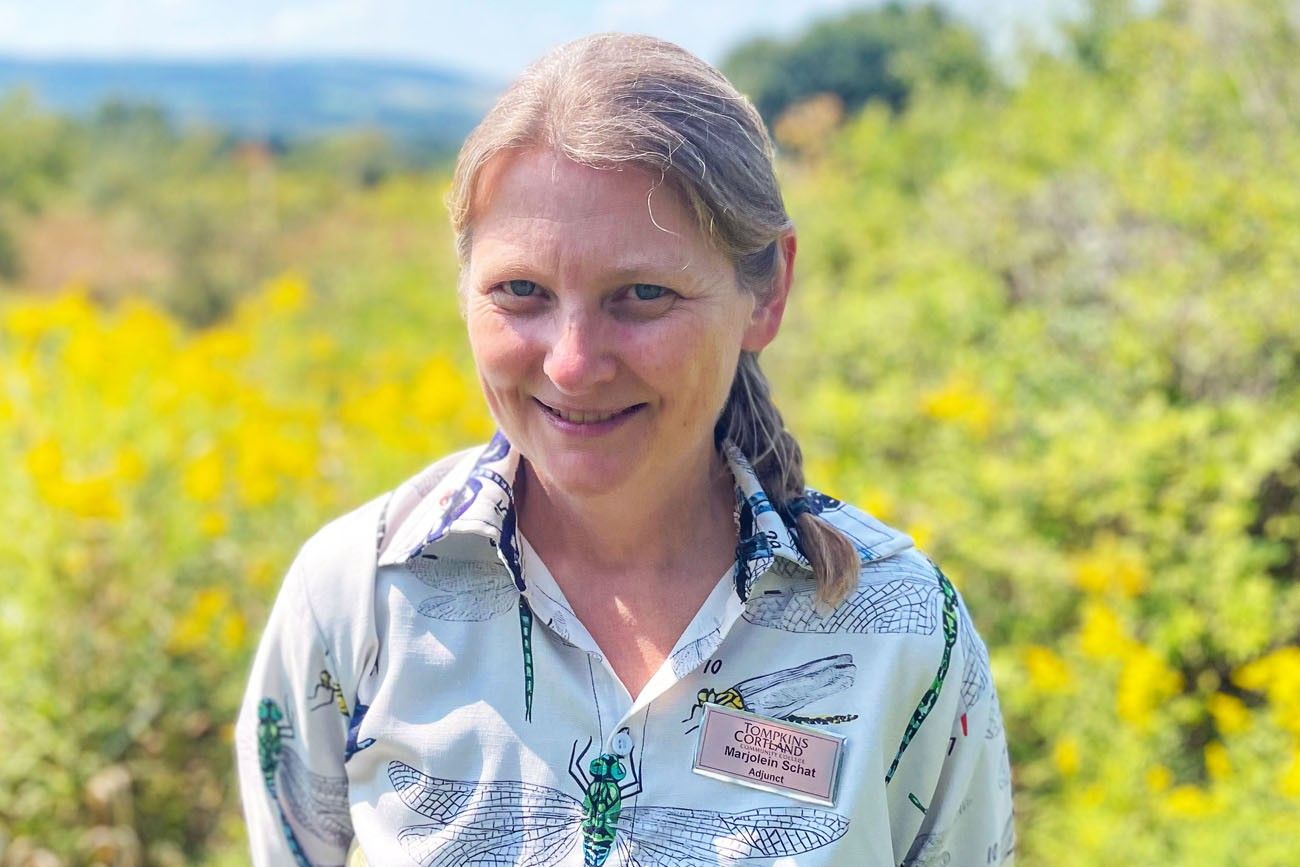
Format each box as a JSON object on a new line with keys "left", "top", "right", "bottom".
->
{"left": 235, "top": 434, "right": 1015, "bottom": 866}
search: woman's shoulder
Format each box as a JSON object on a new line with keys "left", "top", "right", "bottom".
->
{"left": 803, "top": 488, "right": 918, "bottom": 570}
{"left": 291, "top": 446, "right": 483, "bottom": 608}
{"left": 801, "top": 487, "right": 979, "bottom": 640}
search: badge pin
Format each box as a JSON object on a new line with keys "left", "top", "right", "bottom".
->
{"left": 691, "top": 703, "right": 846, "bottom": 806}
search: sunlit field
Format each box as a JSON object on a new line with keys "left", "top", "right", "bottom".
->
{"left": 3, "top": 2, "right": 1300, "bottom": 864}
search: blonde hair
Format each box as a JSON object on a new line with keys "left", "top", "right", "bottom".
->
{"left": 446, "top": 33, "right": 859, "bottom": 606}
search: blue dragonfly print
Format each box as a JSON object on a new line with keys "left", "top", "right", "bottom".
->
{"left": 387, "top": 737, "right": 849, "bottom": 866}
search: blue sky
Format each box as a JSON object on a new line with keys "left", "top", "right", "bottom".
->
{"left": 0, "top": 0, "right": 1078, "bottom": 80}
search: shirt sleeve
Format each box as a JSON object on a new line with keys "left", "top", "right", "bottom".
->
{"left": 234, "top": 556, "right": 355, "bottom": 867}
{"left": 900, "top": 596, "right": 1016, "bottom": 867}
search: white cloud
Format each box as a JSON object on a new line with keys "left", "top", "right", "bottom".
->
{"left": 269, "top": 0, "right": 378, "bottom": 45}
{"left": 0, "top": 4, "right": 22, "bottom": 39}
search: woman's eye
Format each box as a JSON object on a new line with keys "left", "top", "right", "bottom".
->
{"left": 503, "top": 280, "right": 538, "bottom": 297}
{"left": 631, "top": 284, "right": 668, "bottom": 301}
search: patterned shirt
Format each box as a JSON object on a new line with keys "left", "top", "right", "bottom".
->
{"left": 235, "top": 434, "right": 1015, "bottom": 866}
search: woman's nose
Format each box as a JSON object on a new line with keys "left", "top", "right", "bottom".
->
{"left": 542, "top": 311, "right": 617, "bottom": 394}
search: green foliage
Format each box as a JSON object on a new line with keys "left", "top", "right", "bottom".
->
{"left": 772, "top": 0, "right": 1300, "bottom": 862}
{"left": 0, "top": 90, "right": 73, "bottom": 211}
{"left": 721, "top": 1, "right": 993, "bottom": 124}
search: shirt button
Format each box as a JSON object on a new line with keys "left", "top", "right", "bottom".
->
{"left": 610, "top": 731, "right": 634, "bottom": 757}
{"left": 591, "top": 653, "right": 603, "bottom": 663}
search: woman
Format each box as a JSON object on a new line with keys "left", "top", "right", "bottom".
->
{"left": 236, "top": 33, "right": 1014, "bottom": 867}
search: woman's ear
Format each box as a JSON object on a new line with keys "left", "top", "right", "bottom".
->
{"left": 741, "top": 231, "right": 795, "bottom": 353}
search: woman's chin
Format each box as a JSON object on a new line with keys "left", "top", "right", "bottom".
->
{"left": 526, "top": 451, "right": 639, "bottom": 499}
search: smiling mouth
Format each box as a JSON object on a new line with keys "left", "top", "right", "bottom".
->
{"left": 535, "top": 400, "right": 644, "bottom": 424}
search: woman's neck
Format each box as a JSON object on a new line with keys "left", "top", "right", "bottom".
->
{"left": 516, "top": 447, "right": 737, "bottom": 579}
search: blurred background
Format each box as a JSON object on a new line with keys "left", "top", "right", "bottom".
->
{"left": 2, "top": 0, "right": 1298, "bottom": 863}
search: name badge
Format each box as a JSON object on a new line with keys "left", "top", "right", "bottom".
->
{"left": 691, "top": 704, "right": 845, "bottom": 806}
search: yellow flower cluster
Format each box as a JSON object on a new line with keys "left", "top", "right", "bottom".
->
{"left": 919, "top": 369, "right": 996, "bottom": 438}
{"left": 4, "top": 274, "right": 492, "bottom": 530}
{"left": 1233, "top": 647, "right": 1300, "bottom": 797}
{"left": 1070, "top": 533, "right": 1148, "bottom": 597}
{"left": 168, "top": 587, "right": 246, "bottom": 655}
{"left": 1073, "top": 601, "right": 1183, "bottom": 729}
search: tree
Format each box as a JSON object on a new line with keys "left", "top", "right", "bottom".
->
{"left": 720, "top": 2, "right": 994, "bottom": 125}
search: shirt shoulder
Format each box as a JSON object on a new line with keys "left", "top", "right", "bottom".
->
{"left": 805, "top": 488, "right": 917, "bottom": 566}
{"left": 285, "top": 447, "right": 478, "bottom": 683}
{"left": 801, "top": 488, "right": 983, "bottom": 665}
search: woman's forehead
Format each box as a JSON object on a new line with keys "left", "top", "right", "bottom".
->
{"left": 475, "top": 149, "right": 690, "bottom": 227}
{"left": 469, "top": 149, "right": 721, "bottom": 277}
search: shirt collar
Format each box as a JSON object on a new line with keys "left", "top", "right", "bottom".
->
{"left": 377, "top": 433, "right": 808, "bottom": 600}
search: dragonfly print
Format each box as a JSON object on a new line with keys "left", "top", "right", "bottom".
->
{"left": 256, "top": 698, "right": 353, "bottom": 863}
{"left": 902, "top": 833, "right": 951, "bottom": 867}
{"left": 741, "top": 559, "right": 942, "bottom": 636}
{"left": 387, "top": 738, "right": 849, "bottom": 867}
{"left": 668, "top": 625, "right": 723, "bottom": 680}
{"left": 682, "top": 654, "right": 860, "bottom": 734}
{"left": 407, "top": 432, "right": 514, "bottom": 558}
{"left": 885, "top": 565, "right": 959, "bottom": 785}
{"left": 407, "top": 558, "right": 517, "bottom": 621}
{"left": 733, "top": 501, "right": 774, "bottom": 599}
{"left": 308, "top": 669, "right": 348, "bottom": 716}
{"left": 404, "top": 434, "right": 540, "bottom": 723}
{"left": 405, "top": 555, "right": 538, "bottom": 723}
{"left": 958, "top": 600, "right": 990, "bottom": 713}
{"left": 740, "top": 552, "right": 961, "bottom": 786}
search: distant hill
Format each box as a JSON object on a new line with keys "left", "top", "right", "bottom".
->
{"left": 0, "top": 57, "right": 503, "bottom": 146}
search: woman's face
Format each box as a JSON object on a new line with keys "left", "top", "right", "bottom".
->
{"left": 462, "top": 148, "right": 785, "bottom": 500}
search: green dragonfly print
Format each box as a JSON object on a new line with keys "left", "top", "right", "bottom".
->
{"left": 387, "top": 738, "right": 849, "bottom": 867}
{"left": 256, "top": 698, "right": 353, "bottom": 863}
{"left": 405, "top": 555, "right": 538, "bottom": 721}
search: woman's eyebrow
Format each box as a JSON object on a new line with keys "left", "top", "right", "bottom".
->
{"left": 478, "top": 255, "right": 696, "bottom": 282}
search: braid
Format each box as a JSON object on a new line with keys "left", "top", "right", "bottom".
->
{"left": 716, "top": 352, "right": 860, "bottom": 607}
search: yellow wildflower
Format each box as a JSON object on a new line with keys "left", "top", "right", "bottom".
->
{"left": 1165, "top": 785, "right": 1216, "bottom": 818}
{"left": 1071, "top": 534, "right": 1148, "bottom": 597}
{"left": 858, "top": 486, "right": 896, "bottom": 522}
{"left": 1234, "top": 648, "right": 1300, "bottom": 737}
{"left": 1280, "top": 750, "right": 1300, "bottom": 799}
{"left": 191, "top": 325, "right": 252, "bottom": 366}
{"left": 1146, "top": 765, "right": 1173, "bottom": 792}
{"left": 1078, "top": 601, "right": 1132, "bottom": 660}
{"left": 184, "top": 448, "right": 224, "bottom": 503}
{"left": 25, "top": 437, "right": 64, "bottom": 484}
{"left": 1204, "top": 742, "right": 1231, "bottom": 782}
{"left": 264, "top": 272, "right": 309, "bottom": 315}
{"left": 168, "top": 587, "right": 233, "bottom": 655}
{"left": 199, "top": 511, "right": 229, "bottom": 538}
{"left": 220, "top": 612, "right": 247, "bottom": 652}
{"left": 1052, "top": 736, "right": 1081, "bottom": 777}
{"left": 409, "top": 355, "right": 470, "bottom": 426}
{"left": 25, "top": 439, "right": 123, "bottom": 520}
{"left": 114, "top": 448, "right": 146, "bottom": 483}
{"left": 920, "top": 370, "right": 995, "bottom": 438}
{"left": 905, "top": 521, "right": 934, "bottom": 553}
{"left": 248, "top": 558, "right": 277, "bottom": 589}
{"left": 3, "top": 298, "right": 52, "bottom": 341}
{"left": 48, "top": 477, "right": 123, "bottom": 520}
{"left": 1116, "top": 644, "right": 1182, "bottom": 729}
{"left": 1023, "top": 645, "right": 1074, "bottom": 694}
{"left": 1207, "top": 693, "right": 1251, "bottom": 735}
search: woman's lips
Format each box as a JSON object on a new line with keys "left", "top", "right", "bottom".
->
{"left": 534, "top": 399, "right": 645, "bottom": 434}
